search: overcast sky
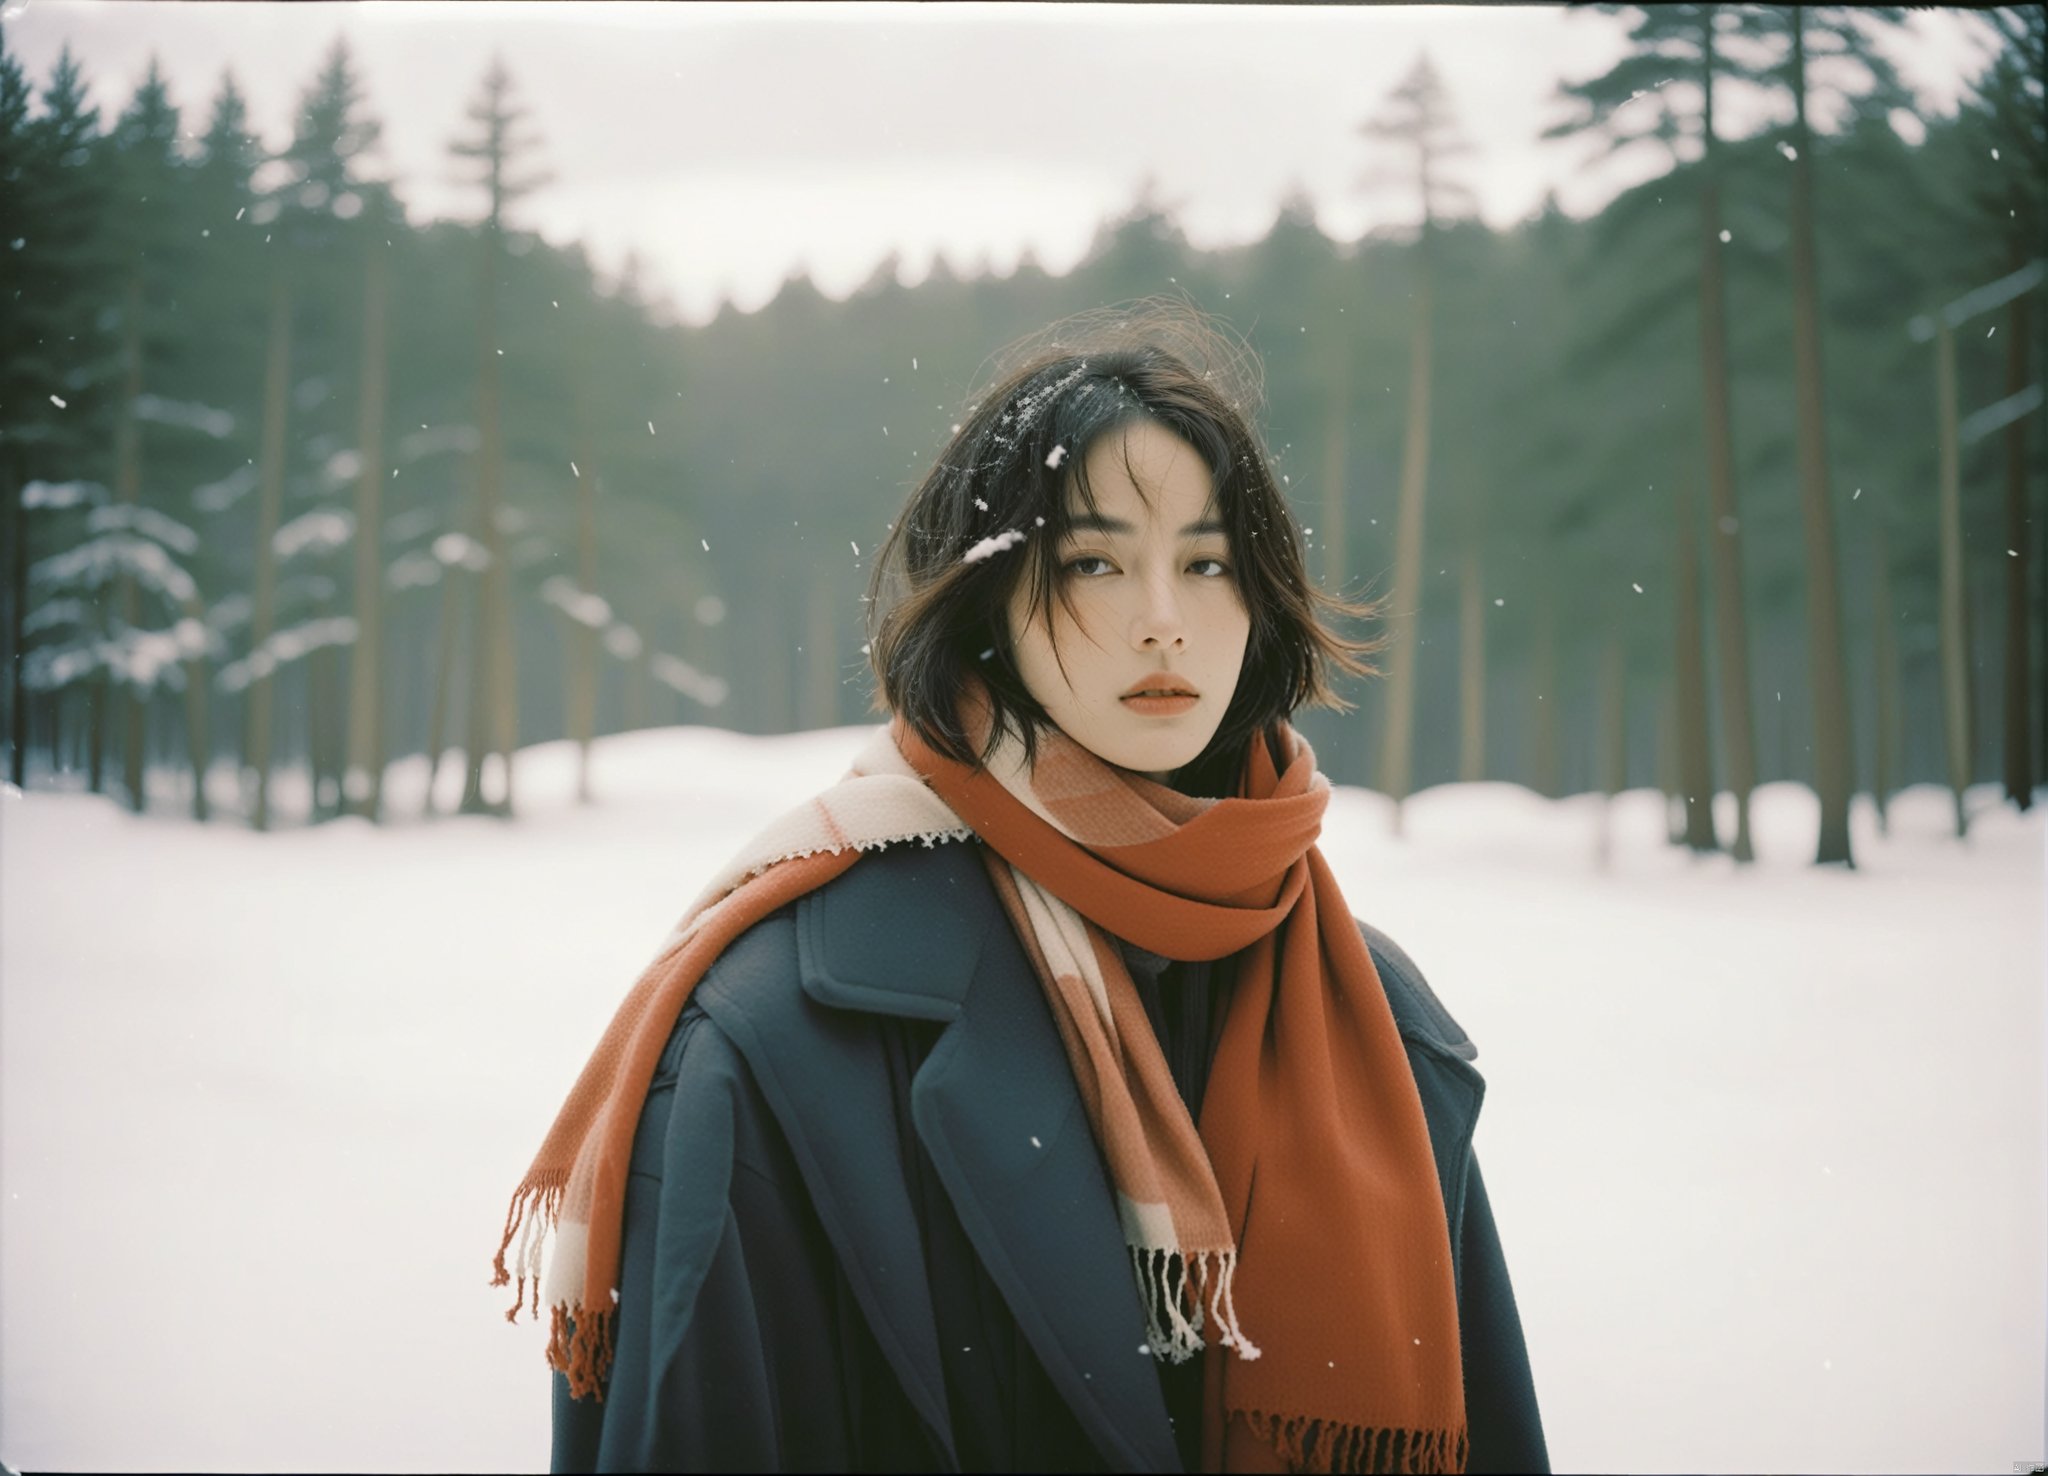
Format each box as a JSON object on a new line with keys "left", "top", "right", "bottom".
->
{"left": 6, "top": 1, "right": 2005, "bottom": 325}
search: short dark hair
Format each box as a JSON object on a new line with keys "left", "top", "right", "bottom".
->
{"left": 864, "top": 300, "right": 1384, "bottom": 798}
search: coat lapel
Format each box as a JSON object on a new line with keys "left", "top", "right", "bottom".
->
{"left": 800, "top": 839, "right": 1182, "bottom": 1474}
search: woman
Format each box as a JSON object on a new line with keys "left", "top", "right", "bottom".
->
{"left": 497, "top": 305, "right": 1547, "bottom": 1474}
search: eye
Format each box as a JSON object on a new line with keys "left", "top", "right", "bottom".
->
{"left": 1189, "top": 557, "right": 1231, "bottom": 578}
{"left": 1063, "top": 554, "right": 1115, "bottom": 577}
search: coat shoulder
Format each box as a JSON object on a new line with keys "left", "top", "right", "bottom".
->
{"left": 1358, "top": 920, "right": 1479, "bottom": 1062}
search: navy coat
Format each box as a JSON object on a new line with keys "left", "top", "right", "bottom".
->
{"left": 551, "top": 838, "right": 1547, "bottom": 1474}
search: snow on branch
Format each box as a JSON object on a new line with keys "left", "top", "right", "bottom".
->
{"left": 21, "top": 479, "right": 109, "bottom": 510}
{"left": 602, "top": 624, "right": 643, "bottom": 661}
{"left": 432, "top": 532, "right": 492, "bottom": 572}
{"left": 20, "top": 617, "right": 215, "bottom": 694}
{"left": 23, "top": 598, "right": 89, "bottom": 636}
{"left": 275, "top": 507, "right": 355, "bottom": 561}
{"left": 193, "top": 463, "right": 258, "bottom": 514}
{"left": 131, "top": 394, "right": 235, "bottom": 439}
{"left": 215, "top": 617, "right": 359, "bottom": 694}
{"left": 320, "top": 449, "right": 365, "bottom": 491}
{"left": 386, "top": 551, "right": 444, "bottom": 591}
{"left": 89, "top": 501, "right": 199, "bottom": 555}
{"left": 650, "top": 653, "right": 728, "bottom": 708}
{"left": 30, "top": 534, "right": 198, "bottom": 605}
{"left": 540, "top": 575, "right": 612, "bottom": 629}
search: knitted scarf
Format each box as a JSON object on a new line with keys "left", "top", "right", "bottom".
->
{"left": 494, "top": 681, "right": 1468, "bottom": 1474}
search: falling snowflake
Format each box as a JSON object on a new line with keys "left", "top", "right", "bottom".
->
{"left": 1046, "top": 445, "right": 1067, "bottom": 469}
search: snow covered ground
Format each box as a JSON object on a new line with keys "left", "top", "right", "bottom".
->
{"left": 2, "top": 724, "right": 2042, "bottom": 1474}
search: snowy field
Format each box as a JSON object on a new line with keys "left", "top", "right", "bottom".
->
{"left": 2, "top": 724, "right": 2042, "bottom": 1475}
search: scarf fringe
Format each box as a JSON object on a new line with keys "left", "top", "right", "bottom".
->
{"left": 490, "top": 1175, "right": 566, "bottom": 1323}
{"left": 1240, "top": 1412, "right": 1470, "bottom": 1475}
{"left": 547, "top": 1300, "right": 617, "bottom": 1403}
{"left": 1131, "top": 1246, "right": 1262, "bottom": 1364}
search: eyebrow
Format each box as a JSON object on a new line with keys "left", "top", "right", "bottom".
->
{"left": 1064, "top": 513, "right": 1228, "bottom": 539}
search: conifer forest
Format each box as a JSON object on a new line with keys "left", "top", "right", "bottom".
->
{"left": 2, "top": 8, "right": 2041, "bottom": 871}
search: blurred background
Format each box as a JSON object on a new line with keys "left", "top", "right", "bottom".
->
{"left": 0, "top": 1, "right": 2038, "bottom": 860}
{"left": 2, "top": 6, "right": 2044, "bottom": 1474}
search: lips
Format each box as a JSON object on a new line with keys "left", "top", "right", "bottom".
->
{"left": 1120, "top": 675, "right": 1199, "bottom": 699}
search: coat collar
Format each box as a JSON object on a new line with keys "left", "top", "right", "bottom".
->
{"left": 789, "top": 837, "right": 1484, "bottom": 1473}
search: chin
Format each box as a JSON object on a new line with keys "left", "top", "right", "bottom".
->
{"left": 1109, "top": 738, "right": 1209, "bottom": 776}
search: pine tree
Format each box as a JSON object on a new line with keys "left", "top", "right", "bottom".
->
{"left": 1357, "top": 52, "right": 1474, "bottom": 832}
{"left": 1955, "top": 8, "right": 2046, "bottom": 814}
{"left": 448, "top": 53, "right": 552, "bottom": 817}
{"left": 1750, "top": 4, "right": 1913, "bottom": 866}
{"left": 1547, "top": 3, "right": 1772, "bottom": 861}
{"left": 243, "top": 37, "right": 387, "bottom": 829}
{"left": 7, "top": 42, "right": 121, "bottom": 795}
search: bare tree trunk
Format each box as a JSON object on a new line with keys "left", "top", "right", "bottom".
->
{"left": 1698, "top": 172, "right": 1760, "bottom": 863}
{"left": 1321, "top": 328, "right": 1351, "bottom": 595}
{"left": 3, "top": 445, "right": 27, "bottom": 788}
{"left": 621, "top": 625, "right": 648, "bottom": 733}
{"left": 424, "top": 565, "right": 468, "bottom": 816}
{"left": 460, "top": 230, "right": 517, "bottom": 817}
{"left": 1999, "top": 241, "right": 2034, "bottom": 812}
{"left": 87, "top": 606, "right": 107, "bottom": 796}
{"left": 1935, "top": 318, "right": 1971, "bottom": 839}
{"left": 1458, "top": 541, "right": 1485, "bottom": 782}
{"left": 177, "top": 581, "right": 213, "bottom": 822}
{"left": 345, "top": 239, "right": 391, "bottom": 822}
{"left": 308, "top": 641, "right": 340, "bottom": 818}
{"left": 1376, "top": 248, "right": 1434, "bottom": 832}
{"left": 1658, "top": 681, "right": 1682, "bottom": 844}
{"left": 116, "top": 270, "right": 147, "bottom": 813}
{"left": 1594, "top": 631, "right": 1625, "bottom": 870}
{"left": 1673, "top": 479, "right": 1719, "bottom": 852}
{"left": 805, "top": 573, "right": 838, "bottom": 730}
{"left": 247, "top": 264, "right": 293, "bottom": 832}
{"left": 1869, "top": 520, "right": 1900, "bottom": 838}
{"left": 1531, "top": 578, "right": 1560, "bottom": 800}
{"left": 569, "top": 386, "right": 599, "bottom": 804}
{"left": 1786, "top": 14, "right": 1857, "bottom": 866}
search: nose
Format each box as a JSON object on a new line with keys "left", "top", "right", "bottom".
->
{"left": 1130, "top": 567, "right": 1186, "bottom": 650}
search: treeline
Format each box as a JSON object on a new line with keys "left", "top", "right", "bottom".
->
{"left": 1, "top": 7, "right": 2040, "bottom": 868}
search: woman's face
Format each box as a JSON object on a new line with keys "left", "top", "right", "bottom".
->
{"left": 1007, "top": 418, "right": 1251, "bottom": 783}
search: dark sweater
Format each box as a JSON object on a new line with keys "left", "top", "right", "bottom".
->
{"left": 1118, "top": 939, "right": 1236, "bottom": 1473}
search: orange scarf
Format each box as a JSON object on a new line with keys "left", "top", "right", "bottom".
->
{"left": 495, "top": 682, "right": 1467, "bottom": 1473}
